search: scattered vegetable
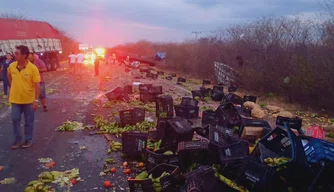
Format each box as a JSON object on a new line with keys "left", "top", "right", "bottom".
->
{"left": 124, "top": 169, "right": 131, "bottom": 174}
{"left": 110, "top": 167, "right": 116, "bottom": 173}
{"left": 56, "top": 121, "right": 84, "bottom": 132}
{"left": 104, "top": 181, "right": 112, "bottom": 188}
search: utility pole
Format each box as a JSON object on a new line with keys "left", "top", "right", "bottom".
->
{"left": 192, "top": 31, "right": 202, "bottom": 39}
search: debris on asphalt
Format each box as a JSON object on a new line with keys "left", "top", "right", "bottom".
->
{"left": 0, "top": 177, "right": 16, "bottom": 184}
{"left": 45, "top": 88, "right": 58, "bottom": 94}
{"left": 38, "top": 158, "right": 54, "bottom": 164}
{"left": 79, "top": 146, "right": 87, "bottom": 150}
{"left": 56, "top": 121, "right": 84, "bottom": 132}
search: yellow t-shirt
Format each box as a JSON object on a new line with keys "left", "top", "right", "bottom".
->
{"left": 8, "top": 61, "right": 41, "bottom": 104}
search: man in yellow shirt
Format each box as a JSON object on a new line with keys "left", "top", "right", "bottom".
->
{"left": 7, "top": 45, "right": 41, "bottom": 149}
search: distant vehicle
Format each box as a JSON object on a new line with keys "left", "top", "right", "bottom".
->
{"left": 0, "top": 18, "right": 62, "bottom": 71}
{"left": 79, "top": 44, "right": 91, "bottom": 51}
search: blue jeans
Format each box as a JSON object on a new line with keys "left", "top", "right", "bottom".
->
{"left": 11, "top": 104, "right": 35, "bottom": 141}
{"left": 40, "top": 82, "right": 46, "bottom": 99}
{"left": 2, "top": 76, "right": 9, "bottom": 95}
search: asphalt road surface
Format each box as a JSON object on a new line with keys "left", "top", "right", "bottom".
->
{"left": 0, "top": 62, "right": 197, "bottom": 192}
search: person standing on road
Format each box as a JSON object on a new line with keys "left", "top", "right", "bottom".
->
{"left": 0, "top": 53, "right": 14, "bottom": 98}
{"left": 76, "top": 52, "right": 85, "bottom": 74}
{"left": 94, "top": 56, "right": 102, "bottom": 76}
{"left": 7, "top": 45, "right": 40, "bottom": 149}
{"left": 69, "top": 52, "right": 77, "bottom": 74}
{"left": 28, "top": 53, "right": 48, "bottom": 112}
{"left": 111, "top": 53, "right": 116, "bottom": 65}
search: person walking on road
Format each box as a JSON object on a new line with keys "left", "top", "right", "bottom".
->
{"left": 8, "top": 45, "right": 41, "bottom": 149}
{"left": 76, "top": 52, "right": 85, "bottom": 74}
{"left": 69, "top": 52, "right": 77, "bottom": 74}
{"left": 0, "top": 53, "right": 14, "bottom": 98}
{"left": 111, "top": 53, "right": 117, "bottom": 65}
{"left": 28, "top": 53, "right": 48, "bottom": 112}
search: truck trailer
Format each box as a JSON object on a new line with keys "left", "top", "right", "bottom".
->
{"left": 0, "top": 18, "right": 62, "bottom": 71}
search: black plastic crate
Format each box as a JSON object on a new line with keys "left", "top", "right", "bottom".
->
{"left": 105, "top": 86, "right": 128, "bottom": 101}
{"left": 238, "top": 158, "right": 283, "bottom": 192}
{"left": 146, "top": 72, "right": 158, "bottom": 80}
{"left": 122, "top": 131, "right": 148, "bottom": 157}
{"left": 128, "top": 163, "right": 181, "bottom": 192}
{"left": 140, "top": 92, "right": 157, "bottom": 103}
{"left": 228, "top": 86, "right": 237, "bottom": 92}
{"left": 253, "top": 126, "right": 309, "bottom": 189}
{"left": 181, "top": 97, "right": 199, "bottom": 107}
{"left": 191, "top": 90, "right": 203, "bottom": 100}
{"left": 177, "top": 77, "right": 186, "bottom": 82}
{"left": 213, "top": 85, "right": 224, "bottom": 94}
{"left": 211, "top": 92, "right": 225, "bottom": 101}
{"left": 156, "top": 95, "right": 174, "bottom": 118}
{"left": 123, "top": 85, "right": 133, "bottom": 94}
{"left": 243, "top": 95, "right": 257, "bottom": 103}
{"left": 157, "top": 71, "right": 164, "bottom": 75}
{"left": 219, "top": 139, "right": 249, "bottom": 163}
{"left": 215, "top": 103, "right": 242, "bottom": 127}
{"left": 199, "top": 87, "right": 212, "bottom": 97}
{"left": 239, "top": 118, "right": 271, "bottom": 142}
{"left": 150, "top": 86, "right": 163, "bottom": 94}
{"left": 146, "top": 145, "right": 179, "bottom": 170}
{"left": 207, "top": 126, "right": 235, "bottom": 164}
{"left": 304, "top": 138, "right": 334, "bottom": 163}
{"left": 184, "top": 166, "right": 222, "bottom": 192}
{"left": 235, "top": 106, "right": 251, "bottom": 117}
{"left": 119, "top": 108, "right": 145, "bottom": 127}
{"left": 222, "top": 93, "right": 243, "bottom": 105}
{"left": 174, "top": 105, "right": 199, "bottom": 119}
{"left": 170, "top": 73, "right": 177, "bottom": 77}
{"left": 202, "top": 79, "right": 211, "bottom": 85}
{"left": 156, "top": 117, "right": 173, "bottom": 140}
{"left": 166, "top": 76, "right": 173, "bottom": 80}
{"left": 178, "top": 140, "right": 209, "bottom": 171}
{"left": 161, "top": 118, "right": 194, "bottom": 148}
{"left": 139, "top": 84, "right": 153, "bottom": 93}
{"left": 201, "top": 110, "right": 219, "bottom": 126}
{"left": 276, "top": 116, "right": 302, "bottom": 130}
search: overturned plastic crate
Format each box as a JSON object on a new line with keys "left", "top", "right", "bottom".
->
{"left": 202, "top": 79, "right": 211, "bottom": 85}
{"left": 243, "top": 95, "right": 257, "bottom": 103}
{"left": 239, "top": 118, "right": 272, "bottom": 143}
{"left": 170, "top": 73, "right": 177, "bottom": 77}
{"left": 228, "top": 86, "right": 237, "bottom": 92}
{"left": 156, "top": 95, "right": 174, "bottom": 118}
{"left": 219, "top": 139, "right": 249, "bottom": 163}
{"left": 213, "top": 85, "right": 224, "bottom": 94}
{"left": 202, "top": 110, "right": 219, "bottom": 126}
{"left": 215, "top": 102, "right": 242, "bottom": 127}
{"left": 161, "top": 118, "right": 194, "bottom": 148}
{"left": 211, "top": 92, "right": 225, "bottom": 101}
{"left": 235, "top": 105, "right": 251, "bottom": 117}
{"left": 146, "top": 72, "right": 158, "bottom": 80}
{"left": 207, "top": 126, "right": 235, "bottom": 164}
{"left": 139, "top": 84, "right": 153, "bottom": 93}
{"left": 128, "top": 163, "right": 181, "bottom": 192}
{"left": 122, "top": 131, "right": 148, "bottom": 157}
{"left": 199, "top": 87, "right": 212, "bottom": 97}
{"left": 105, "top": 86, "right": 128, "bottom": 101}
{"left": 304, "top": 138, "right": 334, "bottom": 163}
{"left": 150, "top": 86, "right": 163, "bottom": 95}
{"left": 119, "top": 108, "right": 145, "bottom": 127}
{"left": 177, "top": 77, "right": 186, "bottom": 82}
{"left": 140, "top": 92, "right": 158, "bottom": 103}
{"left": 123, "top": 85, "right": 133, "bottom": 94}
{"left": 253, "top": 125, "right": 309, "bottom": 189}
{"left": 237, "top": 158, "right": 283, "bottom": 192}
{"left": 174, "top": 105, "right": 199, "bottom": 119}
{"left": 181, "top": 97, "right": 199, "bottom": 107}
{"left": 191, "top": 90, "right": 203, "bottom": 100}
{"left": 146, "top": 145, "right": 179, "bottom": 170}
{"left": 178, "top": 140, "right": 209, "bottom": 171}
{"left": 185, "top": 166, "right": 229, "bottom": 192}
{"left": 156, "top": 117, "right": 173, "bottom": 140}
{"left": 276, "top": 116, "right": 302, "bottom": 131}
{"left": 222, "top": 93, "right": 243, "bottom": 105}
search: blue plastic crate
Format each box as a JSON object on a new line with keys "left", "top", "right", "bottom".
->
{"left": 304, "top": 138, "right": 334, "bottom": 163}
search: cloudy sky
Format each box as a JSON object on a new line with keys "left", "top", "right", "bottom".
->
{"left": 0, "top": 0, "right": 325, "bottom": 47}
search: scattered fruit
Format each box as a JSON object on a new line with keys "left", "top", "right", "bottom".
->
{"left": 123, "top": 161, "right": 128, "bottom": 167}
{"left": 110, "top": 167, "right": 116, "bottom": 173}
{"left": 45, "top": 161, "right": 56, "bottom": 168}
{"left": 138, "top": 162, "right": 145, "bottom": 168}
{"left": 124, "top": 169, "right": 131, "bottom": 174}
{"left": 71, "top": 179, "right": 77, "bottom": 185}
{"left": 104, "top": 181, "right": 112, "bottom": 188}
